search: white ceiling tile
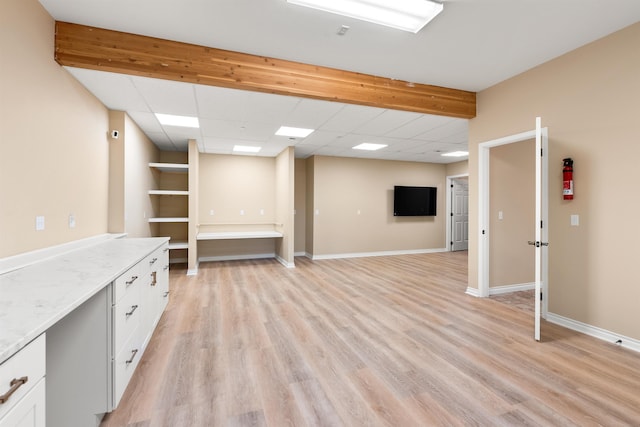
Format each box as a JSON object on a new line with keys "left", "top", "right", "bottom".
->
{"left": 195, "top": 85, "right": 251, "bottom": 120}
{"left": 297, "top": 130, "right": 346, "bottom": 146}
{"left": 284, "top": 98, "right": 345, "bottom": 129}
{"left": 66, "top": 67, "right": 149, "bottom": 112}
{"left": 127, "top": 111, "right": 164, "bottom": 134}
{"left": 354, "top": 109, "right": 423, "bottom": 136}
{"left": 200, "top": 118, "right": 277, "bottom": 141}
{"left": 132, "top": 76, "right": 198, "bottom": 116}
{"left": 319, "top": 104, "right": 384, "bottom": 132}
{"left": 385, "top": 115, "right": 458, "bottom": 139}
{"left": 243, "top": 92, "right": 299, "bottom": 123}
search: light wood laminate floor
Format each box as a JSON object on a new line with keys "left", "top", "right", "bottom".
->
{"left": 101, "top": 252, "right": 640, "bottom": 426}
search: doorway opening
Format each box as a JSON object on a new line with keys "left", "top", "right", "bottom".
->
{"left": 477, "top": 118, "right": 548, "bottom": 340}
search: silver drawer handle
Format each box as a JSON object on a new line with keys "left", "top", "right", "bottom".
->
{"left": 0, "top": 377, "right": 28, "bottom": 404}
{"left": 125, "top": 349, "right": 139, "bottom": 365}
{"left": 125, "top": 275, "right": 138, "bottom": 285}
{"left": 149, "top": 257, "right": 158, "bottom": 265}
{"left": 125, "top": 305, "right": 139, "bottom": 317}
{"left": 163, "top": 291, "right": 170, "bottom": 298}
{"left": 163, "top": 265, "right": 169, "bottom": 271}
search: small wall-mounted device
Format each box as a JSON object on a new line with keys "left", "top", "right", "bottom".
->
{"left": 110, "top": 130, "right": 120, "bottom": 139}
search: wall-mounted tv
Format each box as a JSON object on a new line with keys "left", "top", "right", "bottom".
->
{"left": 393, "top": 186, "right": 437, "bottom": 216}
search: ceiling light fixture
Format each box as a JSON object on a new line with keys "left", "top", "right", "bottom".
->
{"left": 287, "top": 0, "right": 444, "bottom": 33}
{"left": 353, "top": 143, "right": 388, "bottom": 151}
{"left": 233, "top": 145, "right": 262, "bottom": 153}
{"left": 441, "top": 151, "right": 469, "bottom": 157}
{"left": 275, "top": 126, "right": 315, "bottom": 138}
{"left": 155, "top": 113, "right": 200, "bottom": 128}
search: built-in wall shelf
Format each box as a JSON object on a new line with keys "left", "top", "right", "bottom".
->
{"left": 149, "top": 159, "right": 190, "bottom": 264}
{"left": 148, "top": 162, "right": 189, "bottom": 173}
{"left": 148, "top": 190, "right": 189, "bottom": 196}
{"left": 168, "top": 240, "right": 188, "bottom": 250}
{"left": 148, "top": 217, "right": 189, "bottom": 223}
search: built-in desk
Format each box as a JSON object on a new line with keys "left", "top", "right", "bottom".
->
{"left": 197, "top": 230, "right": 283, "bottom": 240}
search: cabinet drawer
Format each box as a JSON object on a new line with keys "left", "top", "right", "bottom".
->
{"left": 113, "top": 330, "right": 142, "bottom": 407}
{"left": 113, "top": 263, "right": 143, "bottom": 303}
{"left": 0, "top": 377, "right": 45, "bottom": 427}
{"left": 0, "top": 334, "right": 45, "bottom": 421}
{"left": 113, "top": 281, "right": 141, "bottom": 354}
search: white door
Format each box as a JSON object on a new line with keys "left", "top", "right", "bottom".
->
{"left": 451, "top": 179, "right": 469, "bottom": 251}
{"left": 531, "top": 118, "right": 549, "bottom": 341}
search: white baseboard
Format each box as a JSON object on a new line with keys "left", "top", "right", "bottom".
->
{"left": 198, "top": 253, "right": 276, "bottom": 263}
{"left": 465, "top": 287, "right": 481, "bottom": 297}
{"left": 0, "top": 233, "right": 126, "bottom": 275}
{"left": 312, "top": 247, "right": 447, "bottom": 261}
{"left": 547, "top": 312, "right": 640, "bottom": 353}
{"left": 294, "top": 251, "right": 306, "bottom": 257}
{"left": 465, "top": 282, "right": 535, "bottom": 298}
{"left": 489, "top": 282, "right": 535, "bottom": 295}
{"left": 276, "top": 255, "right": 296, "bottom": 269}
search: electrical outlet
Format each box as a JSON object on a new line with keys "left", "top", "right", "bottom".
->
{"left": 69, "top": 213, "right": 76, "bottom": 229}
{"left": 240, "top": 209, "right": 245, "bottom": 216}
{"left": 260, "top": 209, "right": 265, "bottom": 216}
{"left": 35, "top": 215, "right": 45, "bottom": 231}
{"left": 210, "top": 209, "right": 215, "bottom": 216}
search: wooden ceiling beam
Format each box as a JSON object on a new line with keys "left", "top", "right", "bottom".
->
{"left": 54, "top": 22, "right": 476, "bottom": 119}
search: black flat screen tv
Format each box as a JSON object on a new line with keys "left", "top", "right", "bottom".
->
{"left": 393, "top": 186, "right": 437, "bottom": 216}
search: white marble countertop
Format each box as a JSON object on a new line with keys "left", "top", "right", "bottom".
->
{"left": 0, "top": 237, "right": 169, "bottom": 364}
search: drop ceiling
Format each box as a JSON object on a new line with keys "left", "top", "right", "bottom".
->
{"left": 40, "top": 0, "right": 640, "bottom": 162}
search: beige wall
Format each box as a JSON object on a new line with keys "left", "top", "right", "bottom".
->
{"left": 305, "top": 157, "right": 315, "bottom": 256}
{"left": 446, "top": 160, "right": 469, "bottom": 177}
{"left": 274, "top": 147, "right": 295, "bottom": 265}
{"left": 469, "top": 22, "right": 640, "bottom": 339}
{"left": 311, "top": 156, "right": 446, "bottom": 256}
{"left": 197, "top": 153, "right": 277, "bottom": 259}
{"left": 294, "top": 159, "right": 307, "bottom": 254}
{"left": 108, "top": 111, "right": 160, "bottom": 237}
{"left": 0, "top": 0, "right": 109, "bottom": 257}
{"left": 489, "top": 140, "right": 535, "bottom": 287}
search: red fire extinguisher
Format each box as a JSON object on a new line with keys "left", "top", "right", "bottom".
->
{"left": 563, "top": 158, "right": 574, "bottom": 200}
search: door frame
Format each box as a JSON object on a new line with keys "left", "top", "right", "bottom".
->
{"left": 446, "top": 173, "right": 469, "bottom": 252}
{"left": 477, "top": 122, "right": 548, "bottom": 321}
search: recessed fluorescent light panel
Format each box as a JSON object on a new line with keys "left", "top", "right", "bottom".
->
{"left": 441, "top": 151, "right": 469, "bottom": 157}
{"left": 275, "top": 126, "right": 315, "bottom": 138}
{"left": 353, "top": 143, "right": 388, "bottom": 151}
{"left": 287, "top": 0, "right": 443, "bottom": 33}
{"left": 155, "top": 113, "right": 200, "bottom": 128}
{"left": 233, "top": 145, "right": 262, "bottom": 153}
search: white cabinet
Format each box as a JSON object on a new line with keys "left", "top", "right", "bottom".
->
{"left": 111, "top": 242, "right": 169, "bottom": 408}
{"left": 0, "top": 334, "right": 45, "bottom": 427}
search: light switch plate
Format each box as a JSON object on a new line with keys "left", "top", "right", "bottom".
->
{"left": 36, "top": 215, "right": 45, "bottom": 231}
{"left": 571, "top": 214, "right": 579, "bottom": 226}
